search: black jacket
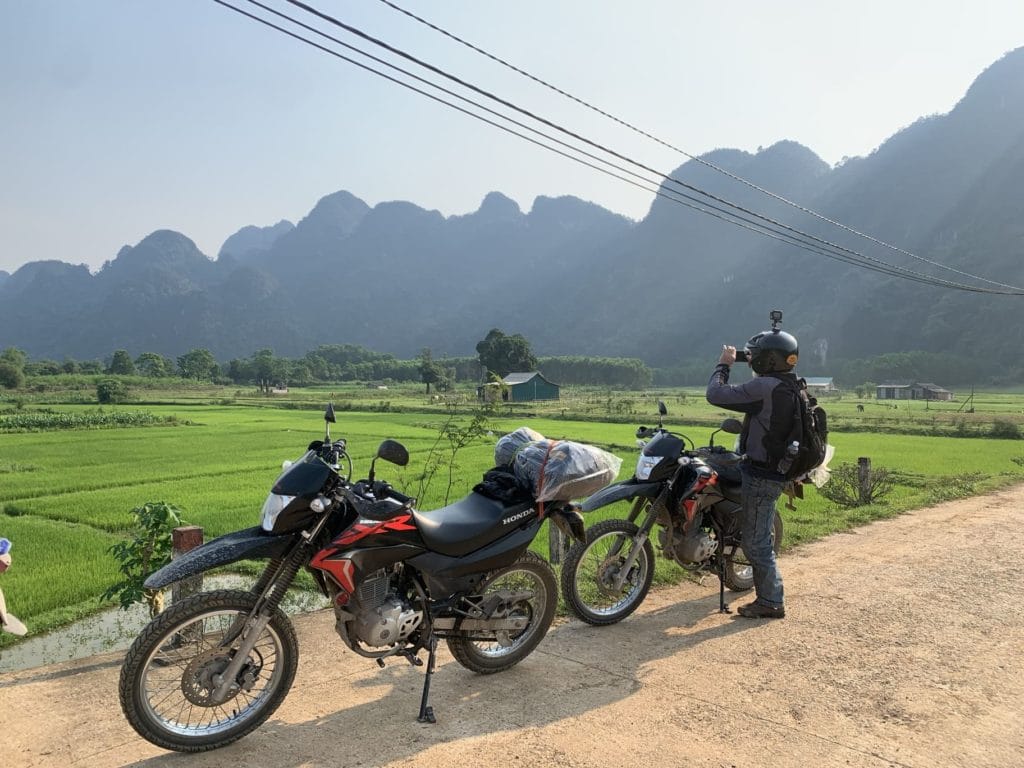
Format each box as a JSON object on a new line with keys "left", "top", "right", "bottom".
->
{"left": 705, "top": 363, "right": 799, "bottom": 478}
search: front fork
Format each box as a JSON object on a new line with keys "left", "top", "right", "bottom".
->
{"left": 210, "top": 534, "right": 315, "bottom": 701}
{"left": 608, "top": 495, "right": 662, "bottom": 593}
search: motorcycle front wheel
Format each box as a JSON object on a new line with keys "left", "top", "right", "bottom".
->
{"left": 447, "top": 550, "right": 557, "bottom": 674}
{"left": 560, "top": 518, "right": 656, "bottom": 626}
{"left": 119, "top": 589, "right": 298, "bottom": 753}
{"left": 723, "top": 511, "right": 784, "bottom": 591}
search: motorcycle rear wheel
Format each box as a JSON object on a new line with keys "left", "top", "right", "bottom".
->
{"left": 560, "top": 518, "right": 655, "bottom": 626}
{"left": 723, "top": 511, "right": 784, "bottom": 591}
{"left": 119, "top": 589, "right": 298, "bottom": 752}
{"left": 447, "top": 550, "right": 557, "bottom": 674}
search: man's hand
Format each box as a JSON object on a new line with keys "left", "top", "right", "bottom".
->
{"left": 718, "top": 345, "right": 737, "bottom": 365}
{"left": 0, "top": 554, "right": 10, "bottom": 574}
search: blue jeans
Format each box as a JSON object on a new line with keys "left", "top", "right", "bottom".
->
{"left": 739, "top": 469, "right": 784, "bottom": 608}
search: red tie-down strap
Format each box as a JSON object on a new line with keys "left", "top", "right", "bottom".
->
{"left": 536, "top": 439, "right": 560, "bottom": 520}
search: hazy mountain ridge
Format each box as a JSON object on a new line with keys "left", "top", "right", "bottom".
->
{"left": 1, "top": 47, "right": 1023, "bottom": 370}
{"left": 218, "top": 220, "right": 295, "bottom": 262}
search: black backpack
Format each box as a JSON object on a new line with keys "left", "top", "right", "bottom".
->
{"left": 774, "top": 377, "right": 829, "bottom": 481}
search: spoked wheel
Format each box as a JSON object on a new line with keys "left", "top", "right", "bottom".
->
{"left": 560, "top": 518, "right": 655, "bottom": 626}
{"left": 119, "top": 589, "right": 298, "bottom": 752}
{"left": 447, "top": 550, "right": 557, "bottom": 674}
{"left": 723, "top": 511, "right": 784, "bottom": 591}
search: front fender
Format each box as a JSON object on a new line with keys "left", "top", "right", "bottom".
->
{"left": 581, "top": 480, "right": 662, "bottom": 512}
{"left": 144, "top": 526, "right": 294, "bottom": 590}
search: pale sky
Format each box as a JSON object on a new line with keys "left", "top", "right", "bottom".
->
{"left": 2, "top": 0, "right": 1023, "bottom": 274}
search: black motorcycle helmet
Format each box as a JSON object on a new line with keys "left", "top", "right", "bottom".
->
{"left": 745, "top": 325, "right": 799, "bottom": 375}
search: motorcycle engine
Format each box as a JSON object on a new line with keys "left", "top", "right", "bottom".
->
{"left": 658, "top": 520, "right": 718, "bottom": 566}
{"left": 346, "top": 570, "right": 423, "bottom": 648}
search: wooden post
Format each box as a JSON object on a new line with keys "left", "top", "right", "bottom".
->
{"left": 548, "top": 522, "right": 564, "bottom": 565}
{"left": 171, "top": 526, "right": 204, "bottom": 606}
{"left": 858, "top": 457, "right": 871, "bottom": 505}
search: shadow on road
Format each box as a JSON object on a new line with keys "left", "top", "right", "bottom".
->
{"left": 121, "top": 588, "right": 756, "bottom": 766}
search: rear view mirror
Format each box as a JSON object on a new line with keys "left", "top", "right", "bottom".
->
{"left": 720, "top": 418, "right": 742, "bottom": 434}
{"left": 376, "top": 439, "right": 409, "bottom": 467}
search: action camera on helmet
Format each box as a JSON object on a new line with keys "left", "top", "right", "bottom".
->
{"left": 739, "top": 310, "right": 799, "bottom": 374}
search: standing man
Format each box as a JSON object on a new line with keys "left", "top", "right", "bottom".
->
{"left": 705, "top": 313, "right": 800, "bottom": 619}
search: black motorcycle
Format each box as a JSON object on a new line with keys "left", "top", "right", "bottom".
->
{"left": 119, "top": 405, "right": 584, "bottom": 752}
{"left": 560, "top": 402, "right": 783, "bottom": 625}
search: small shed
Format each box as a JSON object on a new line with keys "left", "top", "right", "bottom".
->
{"left": 915, "top": 382, "right": 954, "bottom": 401}
{"left": 804, "top": 377, "right": 837, "bottom": 393}
{"left": 501, "top": 372, "right": 560, "bottom": 402}
{"left": 876, "top": 382, "right": 954, "bottom": 401}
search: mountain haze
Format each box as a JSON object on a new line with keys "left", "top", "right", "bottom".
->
{"left": 2, "top": 48, "right": 1023, "bottom": 374}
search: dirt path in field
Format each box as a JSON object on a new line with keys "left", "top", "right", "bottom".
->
{"left": 3, "top": 485, "right": 1023, "bottom": 768}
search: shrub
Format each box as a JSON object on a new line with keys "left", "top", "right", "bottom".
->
{"left": 926, "top": 475, "right": 976, "bottom": 504}
{"left": 0, "top": 360, "right": 25, "bottom": 389}
{"left": 0, "top": 410, "right": 171, "bottom": 432}
{"left": 989, "top": 419, "right": 1021, "bottom": 440}
{"left": 102, "top": 502, "right": 185, "bottom": 617}
{"left": 818, "top": 462, "right": 895, "bottom": 507}
{"left": 97, "top": 378, "right": 130, "bottom": 404}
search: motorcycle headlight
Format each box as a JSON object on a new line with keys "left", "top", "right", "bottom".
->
{"left": 635, "top": 455, "right": 659, "bottom": 481}
{"left": 261, "top": 493, "right": 296, "bottom": 531}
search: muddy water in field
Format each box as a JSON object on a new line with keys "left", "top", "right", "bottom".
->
{"left": 0, "top": 577, "right": 328, "bottom": 672}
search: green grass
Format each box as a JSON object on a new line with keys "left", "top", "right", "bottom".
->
{"left": 0, "top": 515, "right": 122, "bottom": 631}
{"left": 2, "top": 393, "right": 1024, "bottom": 647}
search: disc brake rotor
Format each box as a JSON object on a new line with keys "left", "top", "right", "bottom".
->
{"left": 594, "top": 556, "right": 631, "bottom": 597}
{"left": 181, "top": 648, "right": 239, "bottom": 706}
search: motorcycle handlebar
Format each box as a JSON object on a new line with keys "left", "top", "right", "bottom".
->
{"left": 308, "top": 439, "right": 348, "bottom": 462}
{"left": 349, "top": 480, "right": 414, "bottom": 507}
{"left": 381, "top": 483, "right": 413, "bottom": 505}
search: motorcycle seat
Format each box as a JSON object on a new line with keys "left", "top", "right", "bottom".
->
{"left": 413, "top": 492, "right": 535, "bottom": 557}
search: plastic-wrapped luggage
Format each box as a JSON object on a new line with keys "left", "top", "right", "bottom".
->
{"left": 494, "top": 427, "right": 622, "bottom": 502}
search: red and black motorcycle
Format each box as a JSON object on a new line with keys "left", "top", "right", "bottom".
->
{"left": 119, "top": 405, "right": 583, "bottom": 752}
{"left": 560, "top": 402, "right": 783, "bottom": 625}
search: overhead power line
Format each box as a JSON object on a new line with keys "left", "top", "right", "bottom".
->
{"left": 374, "top": 0, "right": 1024, "bottom": 294}
{"left": 213, "top": 0, "right": 1024, "bottom": 295}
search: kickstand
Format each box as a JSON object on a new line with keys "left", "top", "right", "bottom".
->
{"left": 416, "top": 635, "right": 438, "bottom": 724}
{"left": 717, "top": 557, "right": 732, "bottom": 614}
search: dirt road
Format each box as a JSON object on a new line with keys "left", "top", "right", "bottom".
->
{"left": 3, "top": 485, "right": 1023, "bottom": 768}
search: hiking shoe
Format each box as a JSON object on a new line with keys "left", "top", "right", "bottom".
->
{"left": 737, "top": 601, "right": 785, "bottom": 619}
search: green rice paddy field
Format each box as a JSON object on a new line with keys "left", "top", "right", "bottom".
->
{"left": 3, "top": 387, "right": 1024, "bottom": 645}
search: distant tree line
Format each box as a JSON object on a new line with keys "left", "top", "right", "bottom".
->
{"left": 3, "top": 340, "right": 653, "bottom": 392}
{"left": 649, "top": 351, "right": 993, "bottom": 390}
{"left": 3, "top": 342, "right": 991, "bottom": 393}
{"left": 538, "top": 356, "right": 652, "bottom": 389}
{"left": 227, "top": 345, "right": 422, "bottom": 390}
{"left": 822, "top": 352, "right": 987, "bottom": 389}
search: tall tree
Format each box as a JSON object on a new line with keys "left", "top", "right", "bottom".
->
{"left": 1, "top": 348, "right": 27, "bottom": 369}
{"left": 108, "top": 349, "right": 135, "bottom": 375}
{"left": 0, "top": 348, "right": 27, "bottom": 389}
{"left": 252, "top": 348, "right": 277, "bottom": 393}
{"left": 475, "top": 329, "right": 537, "bottom": 378}
{"left": 0, "top": 361, "right": 24, "bottom": 389}
{"left": 418, "top": 347, "right": 446, "bottom": 394}
{"left": 135, "top": 352, "right": 172, "bottom": 377}
{"left": 177, "top": 348, "right": 219, "bottom": 380}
